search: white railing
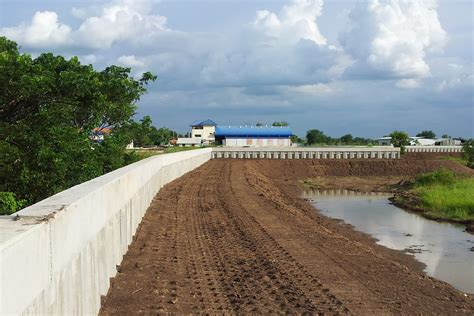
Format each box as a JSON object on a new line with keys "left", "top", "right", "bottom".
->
{"left": 211, "top": 147, "right": 401, "bottom": 159}
{"left": 405, "top": 146, "right": 463, "bottom": 153}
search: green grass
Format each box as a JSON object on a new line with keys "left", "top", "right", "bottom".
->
{"left": 125, "top": 149, "right": 163, "bottom": 159}
{"left": 413, "top": 170, "right": 474, "bottom": 221}
{"left": 438, "top": 156, "right": 468, "bottom": 167}
{"left": 126, "top": 146, "right": 203, "bottom": 160}
{"left": 163, "top": 146, "right": 202, "bottom": 154}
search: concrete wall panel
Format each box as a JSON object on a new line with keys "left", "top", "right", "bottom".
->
{"left": 1, "top": 148, "right": 212, "bottom": 315}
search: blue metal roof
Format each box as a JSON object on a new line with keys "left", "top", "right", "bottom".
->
{"left": 215, "top": 126, "right": 293, "bottom": 138}
{"left": 190, "top": 119, "right": 218, "bottom": 127}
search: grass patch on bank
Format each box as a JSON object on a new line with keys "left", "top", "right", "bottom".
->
{"left": 438, "top": 156, "right": 468, "bottom": 167}
{"left": 413, "top": 169, "right": 474, "bottom": 221}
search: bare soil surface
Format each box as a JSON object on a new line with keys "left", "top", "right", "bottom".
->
{"left": 100, "top": 158, "right": 474, "bottom": 314}
{"left": 302, "top": 176, "right": 407, "bottom": 193}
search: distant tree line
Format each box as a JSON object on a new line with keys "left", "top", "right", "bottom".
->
{"left": 129, "top": 115, "right": 177, "bottom": 147}
{"left": 305, "top": 129, "right": 374, "bottom": 146}
{"left": 255, "top": 121, "right": 289, "bottom": 127}
{"left": 255, "top": 122, "right": 375, "bottom": 146}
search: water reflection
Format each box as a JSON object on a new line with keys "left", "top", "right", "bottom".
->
{"left": 304, "top": 189, "right": 474, "bottom": 294}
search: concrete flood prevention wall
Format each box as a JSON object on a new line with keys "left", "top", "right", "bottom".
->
{"left": 0, "top": 148, "right": 212, "bottom": 315}
{"left": 405, "top": 146, "right": 462, "bottom": 153}
{"left": 212, "top": 147, "right": 401, "bottom": 159}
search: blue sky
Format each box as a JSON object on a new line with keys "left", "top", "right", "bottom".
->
{"left": 1, "top": 0, "right": 472, "bottom": 138}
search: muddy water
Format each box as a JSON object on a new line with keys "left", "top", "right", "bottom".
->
{"left": 303, "top": 189, "right": 474, "bottom": 294}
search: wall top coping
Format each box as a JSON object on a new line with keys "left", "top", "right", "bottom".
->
{"left": 211, "top": 147, "right": 400, "bottom": 152}
{"left": 406, "top": 146, "right": 462, "bottom": 149}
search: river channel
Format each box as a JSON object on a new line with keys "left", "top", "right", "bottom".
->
{"left": 303, "top": 189, "right": 474, "bottom": 294}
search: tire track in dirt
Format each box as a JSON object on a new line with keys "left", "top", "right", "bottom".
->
{"left": 100, "top": 159, "right": 474, "bottom": 314}
{"left": 242, "top": 159, "right": 473, "bottom": 313}
{"left": 242, "top": 161, "right": 408, "bottom": 308}
{"left": 202, "top": 162, "right": 348, "bottom": 313}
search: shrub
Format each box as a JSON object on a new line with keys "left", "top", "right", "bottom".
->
{"left": 389, "top": 131, "right": 410, "bottom": 154}
{"left": 0, "top": 192, "right": 27, "bottom": 215}
{"left": 414, "top": 169, "right": 457, "bottom": 186}
{"left": 415, "top": 178, "right": 474, "bottom": 221}
{"left": 463, "top": 139, "right": 474, "bottom": 168}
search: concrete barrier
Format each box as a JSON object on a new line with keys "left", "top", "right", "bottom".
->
{"left": 0, "top": 148, "right": 212, "bottom": 315}
{"left": 405, "top": 146, "right": 462, "bottom": 153}
{"left": 211, "top": 147, "right": 401, "bottom": 159}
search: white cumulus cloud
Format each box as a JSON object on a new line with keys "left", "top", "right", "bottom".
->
{"left": 117, "top": 55, "right": 145, "bottom": 67}
{"left": 341, "top": 0, "right": 447, "bottom": 87}
{"left": 252, "top": 0, "right": 326, "bottom": 45}
{"left": 1, "top": 11, "right": 72, "bottom": 48}
{"left": 76, "top": 0, "right": 168, "bottom": 49}
{"left": 1, "top": 0, "right": 169, "bottom": 50}
{"left": 199, "top": 0, "right": 346, "bottom": 87}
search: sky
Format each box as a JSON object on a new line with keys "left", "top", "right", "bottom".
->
{"left": 1, "top": 0, "right": 473, "bottom": 138}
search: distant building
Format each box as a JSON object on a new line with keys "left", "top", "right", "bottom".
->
{"left": 215, "top": 126, "right": 293, "bottom": 147}
{"left": 377, "top": 136, "right": 460, "bottom": 146}
{"left": 435, "top": 138, "right": 462, "bottom": 146}
{"left": 90, "top": 127, "right": 112, "bottom": 143}
{"left": 409, "top": 137, "right": 436, "bottom": 146}
{"left": 377, "top": 137, "right": 392, "bottom": 146}
{"left": 190, "top": 119, "right": 217, "bottom": 144}
{"left": 176, "top": 137, "right": 202, "bottom": 147}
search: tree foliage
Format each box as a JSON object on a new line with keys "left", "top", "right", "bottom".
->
{"left": 305, "top": 130, "right": 373, "bottom": 146}
{"left": 306, "top": 129, "right": 330, "bottom": 145}
{"left": 130, "top": 115, "right": 177, "bottom": 147}
{"left": 0, "top": 36, "right": 156, "bottom": 207}
{"left": 389, "top": 131, "right": 410, "bottom": 154}
{"left": 340, "top": 134, "right": 354, "bottom": 144}
{"left": 0, "top": 192, "right": 26, "bottom": 215}
{"left": 416, "top": 130, "right": 436, "bottom": 139}
{"left": 462, "top": 139, "right": 474, "bottom": 168}
{"left": 290, "top": 135, "right": 303, "bottom": 144}
{"left": 272, "top": 121, "right": 289, "bottom": 126}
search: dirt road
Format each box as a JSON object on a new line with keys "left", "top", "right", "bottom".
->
{"left": 100, "top": 159, "right": 473, "bottom": 314}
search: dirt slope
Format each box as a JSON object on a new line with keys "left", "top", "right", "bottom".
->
{"left": 100, "top": 159, "right": 473, "bottom": 314}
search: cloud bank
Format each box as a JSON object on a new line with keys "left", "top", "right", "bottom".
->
{"left": 0, "top": 0, "right": 472, "bottom": 137}
{"left": 341, "top": 0, "right": 447, "bottom": 87}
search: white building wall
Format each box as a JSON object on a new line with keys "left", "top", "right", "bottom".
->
{"left": 191, "top": 125, "right": 215, "bottom": 141}
{"left": 223, "top": 138, "right": 290, "bottom": 147}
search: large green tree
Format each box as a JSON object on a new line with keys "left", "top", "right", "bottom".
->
{"left": 390, "top": 131, "right": 410, "bottom": 154}
{"left": 130, "top": 115, "right": 177, "bottom": 147}
{"left": 0, "top": 36, "right": 156, "bottom": 212}
{"left": 340, "top": 134, "right": 354, "bottom": 144}
{"left": 306, "top": 129, "right": 330, "bottom": 145}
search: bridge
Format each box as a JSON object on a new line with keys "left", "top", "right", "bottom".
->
{"left": 0, "top": 145, "right": 463, "bottom": 314}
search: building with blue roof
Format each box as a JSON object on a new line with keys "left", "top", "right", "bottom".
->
{"left": 190, "top": 119, "right": 217, "bottom": 127}
{"left": 215, "top": 125, "right": 293, "bottom": 147}
{"left": 190, "top": 119, "right": 218, "bottom": 144}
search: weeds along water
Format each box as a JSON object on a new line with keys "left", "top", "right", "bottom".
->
{"left": 416, "top": 178, "right": 474, "bottom": 220}
{"left": 414, "top": 170, "right": 474, "bottom": 221}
